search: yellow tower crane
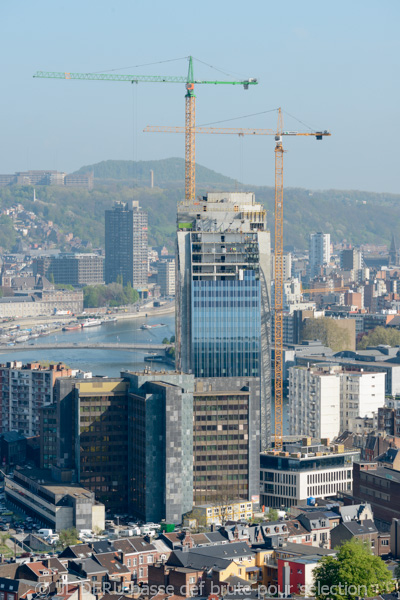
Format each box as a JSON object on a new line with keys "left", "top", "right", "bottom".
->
{"left": 33, "top": 57, "right": 258, "bottom": 201}
{"left": 145, "top": 109, "right": 331, "bottom": 450}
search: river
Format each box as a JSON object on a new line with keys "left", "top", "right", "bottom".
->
{"left": 0, "top": 313, "right": 176, "bottom": 378}
{"left": 0, "top": 311, "right": 289, "bottom": 432}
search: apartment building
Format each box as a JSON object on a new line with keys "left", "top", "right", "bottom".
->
{"left": 157, "top": 259, "right": 175, "bottom": 296}
{"left": 289, "top": 365, "right": 341, "bottom": 440}
{"left": 0, "top": 362, "right": 71, "bottom": 436}
{"left": 105, "top": 200, "right": 148, "bottom": 287}
{"left": 341, "top": 370, "right": 385, "bottom": 431}
{"left": 289, "top": 364, "right": 385, "bottom": 439}
{"left": 188, "top": 499, "right": 253, "bottom": 525}
{"left": 309, "top": 232, "right": 330, "bottom": 278}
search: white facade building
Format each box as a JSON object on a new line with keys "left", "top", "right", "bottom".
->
{"left": 157, "top": 259, "right": 175, "bottom": 296}
{"left": 341, "top": 370, "right": 385, "bottom": 432}
{"left": 289, "top": 365, "right": 386, "bottom": 439}
{"left": 309, "top": 232, "right": 330, "bottom": 278}
{"left": 260, "top": 441, "right": 359, "bottom": 508}
{"left": 289, "top": 365, "right": 341, "bottom": 440}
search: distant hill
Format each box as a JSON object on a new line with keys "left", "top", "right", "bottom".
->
{"left": 0, "top": 159, "right": 399, "bottom": 253}
{"left": 73, "top": 158, "right": 237, "bottom": 186}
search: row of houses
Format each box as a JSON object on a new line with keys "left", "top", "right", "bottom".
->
{"left": 0, "top": 500, "right": 391, "bottom": 599}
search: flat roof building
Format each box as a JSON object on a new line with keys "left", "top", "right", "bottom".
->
{"left": 5, "top": 467, "right": 104, "bottom": 532}
{"left": 260, "top": 440, "right": 359, "bottom": 508}
{"left": 33, "top": 253, "right": 104, "bottom": 286}
{"left": 105, "top": 200, "right": 148, "bottom": 288}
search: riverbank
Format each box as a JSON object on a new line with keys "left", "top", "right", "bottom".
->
{"left": 0, "top": 301, "right": 175, "bottom": 337}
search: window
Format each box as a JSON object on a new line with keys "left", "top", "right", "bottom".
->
{"left": 133, "top": 570, "right": 137, "bottom": 579}
{"left": 147, "top": 555, "right": 153, "bottom": 564}
{"left": 381, "top": 540, "right": 389, "bottom": 546}
{"left": 189, "top": 577, "right": 196, "bottom": 584}
{"left": 127, "top": 559, "right": 131, "bottom": 567}
{"left": 139, "top": 568, "right": 144, "bottom": 578}
{"left": 139, "top": 555, "right": 144, "bottom": 564}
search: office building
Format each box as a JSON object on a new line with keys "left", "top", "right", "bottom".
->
{"left": 47, "top": 370, "right": 195, "bottom": 522}
{"left": 0, "top": 362, "right": 71, "bottom": 437}
{"left": 176, "top": 192, "right": 271, "bottom": 448}
{"left": 5, "top": 467, "right": 104, "bottom": 532}
{"left": 105, "top": 200, "right": 148, "bottom": 287}
{"left": 125, "top": 371, "right": 194, "bottom": 523}
{"left": 157, "top": 259, "right": 175, "bottom": 296}
{"left": 351, "top": 449, "right": 400, "bottom": 525}
{"left": 33, "top": 253, "right": 104, "bottom": 286}
{"left": 54, "top": 376, "right": 130, "bottom": 512}
{"left": 193, "top": 377, "right": 260, "bottom": 505}
{"left": 309, "top": 232, "right": 330, "bottom": 278}
{"left": 40, "top": 404, "right": 57, "bottom": 469}
{"left": 260, "top": 440, "right": 359, "bottom": 508}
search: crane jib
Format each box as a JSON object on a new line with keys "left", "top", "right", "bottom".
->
{"left": 33, "top": 72, "right": 258, "bottom": 87}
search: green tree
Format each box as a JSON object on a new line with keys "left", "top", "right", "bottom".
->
{"left": 267, "top": 508, "right": 279, "bottom": 522}
{"left": 184, "top": 510, "right": 208, "bottom": 532}
{"left": 162, "top": 337, "right": 169, "bottom": 345}
{"left": 313, "top": 539, "right": 393, "bottom": 600}
{"left": 58, "top": 528, "right": 79, "bottom": 549}
{"left": 301, "top": 317, "right": 352, "bottom": 352}
{"left": 358, "top": 326, "right": 400, "bottom": 350}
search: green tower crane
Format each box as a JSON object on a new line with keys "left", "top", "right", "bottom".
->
{"left": 34, "top": 57, "right": 258, "bottom": 200}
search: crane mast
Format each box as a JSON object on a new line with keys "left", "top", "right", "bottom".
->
{"left": 274, "top": 109, "right": 284, "bottom": 450}
{"left": 185, "top": 58, "right": 196, "bottom": 201}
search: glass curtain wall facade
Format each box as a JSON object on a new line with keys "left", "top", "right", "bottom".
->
{"left": 176, "top": 192, "right": 272, "bottom": 450}
{"left": 192, "top": 271, "right": 261, "bottom": 377}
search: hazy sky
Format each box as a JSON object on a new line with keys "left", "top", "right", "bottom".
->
{"left": 1, "top": 0, "right": 399, "bottom": 193}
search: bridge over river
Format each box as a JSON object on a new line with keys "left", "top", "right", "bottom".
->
{"left": 0, "top": 342, "right": 172, "bottom": 353}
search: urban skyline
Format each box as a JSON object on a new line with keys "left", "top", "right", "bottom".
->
{"left": 0, "top": 1, "right": 399, "bottom": 594}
